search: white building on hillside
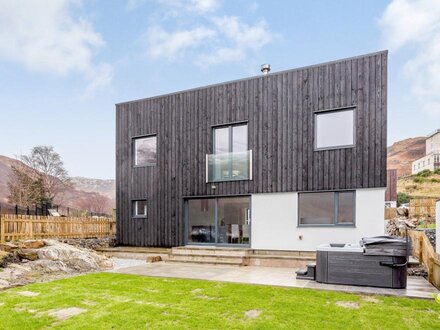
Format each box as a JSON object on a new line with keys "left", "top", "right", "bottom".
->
{"left": 412, "top": 129, "right": 440, "bottom": 174}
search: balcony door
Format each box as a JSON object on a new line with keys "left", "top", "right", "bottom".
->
{"left": 186, "top": 196, "right": 251, "bottom": 246}
{"left": 211, "top": 123, "right": 248, "bottom": 181}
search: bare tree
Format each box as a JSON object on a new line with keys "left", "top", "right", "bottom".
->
{"left": 7, "top": 146, "right": 70, "bottom": 206}
{"left": 76, "top": 192, "right": 111, "bottom": 214}
{"left": 7, "top": 164, "right": 46, "bottom": 206}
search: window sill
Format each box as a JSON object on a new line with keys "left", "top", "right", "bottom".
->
{"left": 297, "top": 224, "right": 356, "bottom": 228}
{"left": 132, "top": 216, "right": 147, "bottom": 219}
{"left": 133, "top": 164, "right": 156, "bottom": 168}
{"left": 314, "top": 145, "right": 355, "bottom": 152}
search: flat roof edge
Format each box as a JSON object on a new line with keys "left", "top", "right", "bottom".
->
{"left": 115, "top": 50, "right": 388, "bottom": 107}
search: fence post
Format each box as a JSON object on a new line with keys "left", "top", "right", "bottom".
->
{"left": 15, "top": 204, "right": 18, "bottom": 215}
{"left": 0, "top": 213, "right": 3, "bottom": 243}
{"left": 29, "top": 217, "right": 33, "bottom": 239}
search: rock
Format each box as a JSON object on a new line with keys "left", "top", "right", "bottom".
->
{"left": 0, "top": 242, "right": 19, "bottom": 252}
{"left": 37, "top": 240, "right": 113, "bottom": 272}
{"left": 0, "top": 250, "right": 19, "bottom": 267}
{"left": 146, "top": 256, "right": 162, "bottom": 263}
{"left": 22, "top": 240, "right": 45, "bottom": 249}
{"left": 18, "top": 249, "right": 39, "bottom": 261}
{"left": 396, "top": 208, "right": 409, "bottom": 217}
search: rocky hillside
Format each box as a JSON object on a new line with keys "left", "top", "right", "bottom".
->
{"left": 0, "top": 155, "right": 115, "bottom": 213}
{"left": 387, "top": 137, "right": 426, "bottom": 177}
{"left": 397, "top": 171, "right": 440, "bottom": 199}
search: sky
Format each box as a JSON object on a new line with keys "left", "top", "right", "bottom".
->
{"left": 0, "top": 0, "right": 439, "bottom": 179}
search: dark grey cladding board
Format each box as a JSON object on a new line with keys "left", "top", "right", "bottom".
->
{"left": 116, "top": 51, "right": 388, "bottom": 247}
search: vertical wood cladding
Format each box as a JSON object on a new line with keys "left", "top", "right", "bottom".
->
{"left": 116, "top": 51, "right": 388, "bottom": 247}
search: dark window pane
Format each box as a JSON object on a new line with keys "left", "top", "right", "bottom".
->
{"left": 232, "top": 125, "right": 247, "bottom": 152}
{"left": 299, "top": 192, "right": 334, "bottom": 225}
{"left": 338, "top": 192, "right": 354, "bottom": 223}
{"left": 133, "top": 200, "right": 147, "bottom": 217}
{"left": 188, "top": 199, "right": 215, "bottom": 243}
{"left": 217, "top": 197, "right": 250, "bottom": 244}
{"left": 134, "top": 136, "right": 157, "bottom": 166}
{"left": 214, "top": 127, "right": 229, "bottom": 154}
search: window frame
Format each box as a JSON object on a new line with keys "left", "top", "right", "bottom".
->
{"left": 212, "top": 121, "right": 248, "bottom": 155}
{"left": 314, "top": 107, "right": 356, "bottom": 151}
{"left": 132, "top": 134, "right": 157, "bottom": 167}
{"left": 297, "top": 191, "right": 356, "bottom": 227}
{"left": 132, "top": 199, "right": 147, "bottom": 219}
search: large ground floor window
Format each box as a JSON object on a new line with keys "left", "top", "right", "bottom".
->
{"left": 186, "top": 196, "right": 251, "bottom": 245}
{"left": 298, "top": 191, "right": 355, "bottom": 226}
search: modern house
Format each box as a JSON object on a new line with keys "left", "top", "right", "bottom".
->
{"left": 412, "top": 129, "right": 440, "bottom": 174}
{"left": 116, "top": 51, "right": 387, "bottom": 251}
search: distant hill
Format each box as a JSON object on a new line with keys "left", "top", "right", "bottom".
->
{"left": 0, "top": 155, "right": 115, "bottom": 214}
{"left": 398, "top": 172, "right": 440, "bottom": 199}
{"left": 387, "top": 137, "right": 426, "bottom": 177}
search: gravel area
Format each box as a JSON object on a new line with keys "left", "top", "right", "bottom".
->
{"left": 111, "top": 257, "right": 146, "bottom": 270}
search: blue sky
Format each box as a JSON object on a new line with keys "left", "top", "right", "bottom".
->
{"left": 0, "top": 0, "right": 439, "bottom": 179}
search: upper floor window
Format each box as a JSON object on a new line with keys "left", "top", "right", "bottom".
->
{"left": 214, "top": 123, "right": 248, "bottom": 154}
{"left": 134, "top": 135, "right": 157, "bottom": 166}
{"left": 315, "top": 108, "right": 355, "bottom": 150}
{"left": 207, "top": 123, "right": 251, "bottom": 182}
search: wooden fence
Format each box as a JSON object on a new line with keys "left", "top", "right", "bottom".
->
{"left": 409, "top": 198, "right": 437, "bottom": 220}
{"left": 0, "top": 214, "right": 116, "bottom": 243}
{"left": 384, "top": 207, "right": 397, "bottom": 220}
{"left": 407, "top": 230, "right": 440, "bottom": 289}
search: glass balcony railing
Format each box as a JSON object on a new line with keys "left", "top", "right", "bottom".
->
{"left": 206, "top": 150, "right": 252, "bottom": 182}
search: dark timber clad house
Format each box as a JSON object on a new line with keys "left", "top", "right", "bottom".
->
{"left": 116, "top": 51, "right": 387, "bottom": 250}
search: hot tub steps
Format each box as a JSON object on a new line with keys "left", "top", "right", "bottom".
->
{"left": 296, "top": 264, "right": 316, "bottom": 280}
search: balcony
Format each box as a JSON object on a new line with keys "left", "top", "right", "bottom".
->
{"left": 206, "top": 150, "right": 252, "bottom": 182}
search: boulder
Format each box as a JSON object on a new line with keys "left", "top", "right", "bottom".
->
{"left": 17, "top": 249, "right": 39, "bottom": 261}
{"left": 37, "top": 240, "right": 113, "bottom": 272}
{"left": 146, "top": 255, "right": 162, "bottom": 263}
{"left": 0, "top": 242, "right": 19, "bottom": 252}
{"left": 22, "top": 240, "right": 45, "bottom": 249}
{"left": 0, "top": 250, "right": 19, "bottom": 267}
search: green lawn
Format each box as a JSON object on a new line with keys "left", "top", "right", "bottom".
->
{"left": 0, "top": 273, "right": 439, "bottom": 329}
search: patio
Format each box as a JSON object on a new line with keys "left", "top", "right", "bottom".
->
{"left": 110, "top": 261, "right": 439, "bottom": 299}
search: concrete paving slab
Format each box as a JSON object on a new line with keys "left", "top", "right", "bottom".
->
{"left": 109, "top": 261, "right": 439, "bottom": 299}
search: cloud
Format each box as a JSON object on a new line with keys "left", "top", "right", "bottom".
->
{"left": 146, "top": 26, "right": 216, "bottom": 60}
{"left": 144, "top": 1, "right": 274, "bottom": 67}
{"left": 379, "top": 0, "right": 440, "bottom": 116}
{"left": 128, "top": 0, "right": 220, "bottom": 13}
{"left": 0, "top": 0, "right": 113, "bottom": 92}
{"left": 197, "top": 16, "right": 271, "bottom": 66}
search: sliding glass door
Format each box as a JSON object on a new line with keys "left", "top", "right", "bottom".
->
{"left": 186, "top": 197, "right": 250, "bottom": 245}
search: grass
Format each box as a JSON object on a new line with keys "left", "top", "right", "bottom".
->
{"left": 398, "top": 172, "right": 440, "bottom": 199}
{"left": 0, "top": 273, "right": 439, "bottom": 329}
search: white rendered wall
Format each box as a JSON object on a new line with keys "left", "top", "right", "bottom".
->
{"left": 251, "top": 188, "right": 385, "bottom": 251}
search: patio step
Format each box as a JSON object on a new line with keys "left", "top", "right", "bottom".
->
{"left": 167, "top": 254, "right": 246, "bottom": 266}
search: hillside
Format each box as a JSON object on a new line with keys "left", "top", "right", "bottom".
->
{"left": 0, "top": 155, "right": 115, "bottom": 213}
{"left": 397, "top": 171, "right": 440, "bottom": 199}
{"left": 387, "top": 137, "right": 426, "bottom": 177}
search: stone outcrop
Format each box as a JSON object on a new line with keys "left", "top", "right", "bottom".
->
{"left": 0, "top": 239, "right": 113, "bottom": 289}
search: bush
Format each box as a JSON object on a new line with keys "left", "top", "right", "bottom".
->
{"left": 431, "top": 178, "right": 440, "bottom": 183}
{"left": 416, "top": 169, "right": 432, "bottom": 177}
{"left": 413, "top": 177, "right": 424, "bottom": 183}
{"left": 397, "top": 192, "right": 411, "bottom": 206}
{"left": 434, "top": 168, "right": 440, "bottom": 175}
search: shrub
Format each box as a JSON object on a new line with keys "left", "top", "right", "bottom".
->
{"left": 397, "top": 192, "right": 411, "bottom": 206}
{"left": 434, "top": 168, "right": 440, "bottom": 175}
{"left": 431, "top": 178, "right": 440, "bottom": 183}
{"left": 416, "top": 169, "right": 432, "bottom": 177}
{"left": 413, "top": 177, "right": 424, "bottom": 183}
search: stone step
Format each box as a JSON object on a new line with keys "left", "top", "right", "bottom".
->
{"left": 251, "top": 249, "right": 316, "bottom": 258}
{"left": 171, "top": 246, "right": 249, "bottom": 257}
{"left": 167, "top": 254, "right": 245, "bottom": 266}
{"left": 408, "top": 256, "right": 420, "bottom": 268}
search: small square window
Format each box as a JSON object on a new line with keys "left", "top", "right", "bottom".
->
{"left": 133, "top": 200, "right": 147, "bottom": 218}
{"left": 315, "top": 109, "right": 355, "bottom": 150}
{"left": 134, "top": 136, "right": 157, "bottom": 166}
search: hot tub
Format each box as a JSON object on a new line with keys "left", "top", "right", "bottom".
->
{"left": 315, "top": 237, "right": 409, "bottom": 289}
